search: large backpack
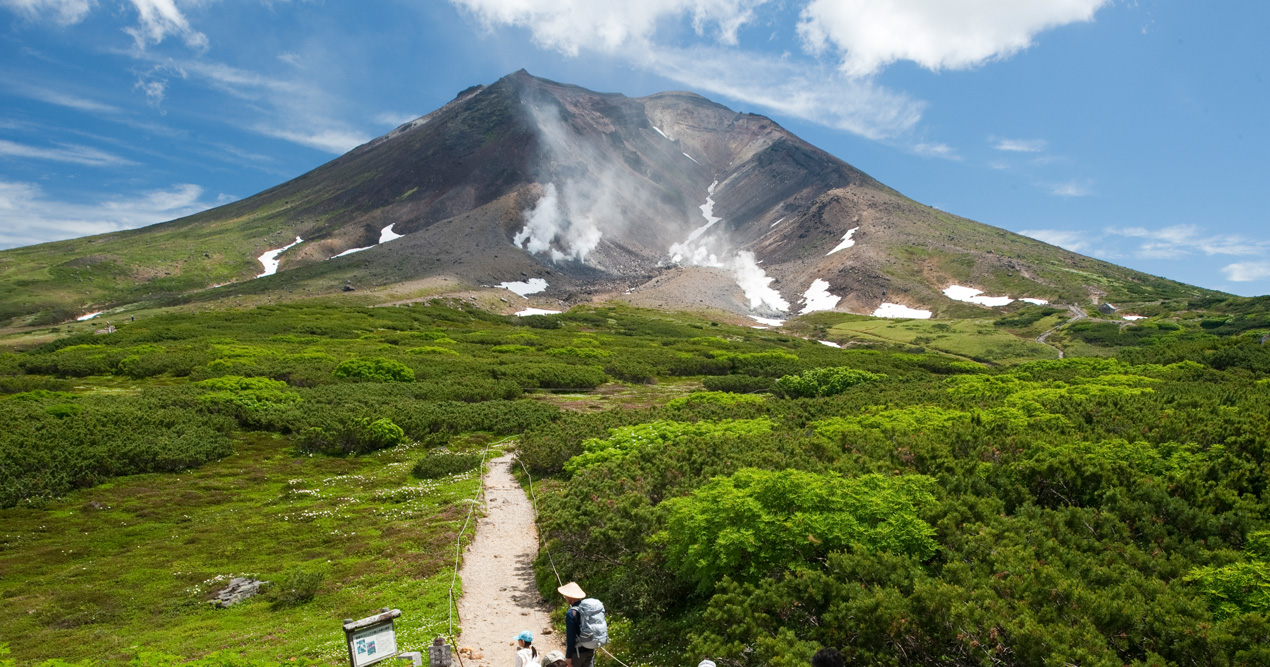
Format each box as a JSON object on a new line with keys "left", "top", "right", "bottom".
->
{"left": 575, "top": 598, "right": 609, "bottom": 649}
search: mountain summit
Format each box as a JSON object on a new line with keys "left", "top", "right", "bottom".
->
{"left": 0, "top": 70, "right": 1208, "bottom": 327}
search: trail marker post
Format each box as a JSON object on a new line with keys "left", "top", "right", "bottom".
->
{"left": 343, "top": 608, "right": 422, "bottom": 667}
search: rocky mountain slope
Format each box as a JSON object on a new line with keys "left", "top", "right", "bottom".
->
{"left": 0, "top": 70, "right": 1212, "bottom": 328}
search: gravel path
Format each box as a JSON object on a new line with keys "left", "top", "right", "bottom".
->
{"left": 457, "top": 453, "right": 561, "bottom": 666}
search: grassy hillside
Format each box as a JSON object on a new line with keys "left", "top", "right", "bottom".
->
{"left": 2, "top": 299, "right": 1268, "bottom": 665}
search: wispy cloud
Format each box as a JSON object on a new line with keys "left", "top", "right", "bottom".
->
{"left": 0, "top": 0, "right": 96, "bottom": 26}
{"left": 1021, "top": 228, "right": 1091, "bottom": 253}
{"left": 1047, "top": 179, "right": 1093, "bottom": 197}
{"left": 253, "top": 125, "right": 369, "bottom": 154}
{"left": 993, "top": 137, "right": 1046, "bottom": 152}
{"left": 5, "top": 82, "right": 122, "bottom": 114}
{"left": 1222, "top": 261, "right": 1270, "bottom": 283}
{"left": 911, "top": 141, "right": 960, "bottom": 159}
{"left": 798, "top": 0, "right": 1111, "bottom": 77}
{"left": 1109, "top": 224, "right": 1269, "bottom": 259}
{"left": 0, "top": 179, "right": 218, "bottom": 249}
{"left": 373, "top": 111, "right": 420, "bottom": 127}
{"left": 0, "top": 138, "right": 136, "bottom": 166}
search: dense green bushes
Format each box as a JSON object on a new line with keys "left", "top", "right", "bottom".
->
{"left": 526, "top": 343, "right": 1270, "bottom": 666}
{"left": 332, "top": 357, "right": 415, "bottom": 382}
{"left": 774, "top": 366, "right": 884, "bottom": 398}
{"left": 0, "top": 388, "right": 235, "bottom": 507}
{"left": 412, "top": 452, "right": 484, "bottom": 479}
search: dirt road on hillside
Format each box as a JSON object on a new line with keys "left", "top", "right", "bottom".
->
{"left": 457, "top": 453, "right": 561, "bottom": 666}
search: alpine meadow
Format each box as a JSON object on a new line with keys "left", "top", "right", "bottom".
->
{"left": 2, "top": 3, "right": 1270, "bottom": 666}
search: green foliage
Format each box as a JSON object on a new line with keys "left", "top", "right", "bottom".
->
{"left": 1186, "top": 532, "right": 1270, "bottom": 619}
{"left": 266, "top": 565, "right": 327, "bottom": 608}
{"left": 700, "top": 374, "right": 773, "bottom": 393}
{"left": 331, "top": 357, "right": 415, "bottom": 382}
{"left": 565, "top": 418, "right": 774, "bottom": 474}
{"left": 406, "top": 345, "right": 459, "bottom": 356}
{"left": 664, "top": 391, "right": 765, "bottom": 410}
{"left": 661, "top": 469, "right": 938, "bottom": 592}
{"left": 295, "top": 416, "right": 406, "bottom": 455}
{"left": 412, "top": 452, "right": 484, "bottom": 479}
{"left": 548, "top": 346, "right": 611, "bottom": 358}
{"left": 491, "top": 344, "right": 535, "bottom": 354}
{"left": 774, "top": 366, "right": 884, "bottom": 398}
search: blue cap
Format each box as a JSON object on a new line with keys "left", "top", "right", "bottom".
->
{"left": 515, "top": 631, "right": 534, "bottom": 643}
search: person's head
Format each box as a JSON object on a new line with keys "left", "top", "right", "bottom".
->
{"left": 811, "top": 648, "right": 843, "bottom": 667}
{"left": 543, "top": 650, "right": 566, "bottom": 667}
{"left": 698, "top": 660, "right": 717, "bottom": 667}
{"left": 515, "top": 631, "right": 534, "bottom": 649}
{"left": 557, "top": 581, "right": 586, "bottom": 604}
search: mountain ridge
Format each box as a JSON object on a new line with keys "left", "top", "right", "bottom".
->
{"left": 0, "top": 70, "right": 1215, "bottom": 328}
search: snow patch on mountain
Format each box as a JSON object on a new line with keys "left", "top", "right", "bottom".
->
{"left": 379, "top": 224, "right": 403, "bottom": 243}
{"left": 1019, "top": 298, "right": 1050, "bottom": 305}
{"left": 683, "top": 152, "right": 701, "bottom": 165}
{"left": 770, "top": 217, "right": 785, "bottom": 228}
{"left": 751, "top": 316, "right": 785, "bottom": 327}
{"left": 76, "top": 311, "right": 102, "bottom": 321}
{"left": 827, "top": 228, "right": 858, "bottom": 255}
{"left": 332, "top": 246, "right": 372, "bottom": 258}
{"left": 801, "top": 279, "right": 841, "bottom": 314}
{"left": 652, "top": 126, "right": 670, "bottom": 139}
{"left": 499, "top": 278, "right": 548, "bottom": 298}
{"left": 818, "top": 340, "right": 842, "bottom": 348}
{"left": 873, "top": 303, "right": 932, "bottom": 319}
{"left": 943, "top": 285, "right": 1013, "bottom": 307}
{"left": 515, "top": 308, "right": 562, "bottom": 316}
{"left": 257, "top": 236, "right": 302, "bottom": 278}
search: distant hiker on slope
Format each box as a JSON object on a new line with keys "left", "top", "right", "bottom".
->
{"left": 558, "top": 581, "right": 608, "bottom": 667}
{"left": 513, "top": 630, "right": 541, "bottom": 667}
{"left": 811, "top": 647, "right": 843, "bottom": 667}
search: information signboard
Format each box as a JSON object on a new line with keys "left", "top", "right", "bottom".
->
{"left": 344, "top": 609, "right": 403, "bottom": 667}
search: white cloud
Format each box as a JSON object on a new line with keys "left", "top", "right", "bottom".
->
{"left": 0, "top": 138, "right": 136, "bottom": 166}
{"left": 911, "top": 141, "right": 959, "bottom": 159}
{"left": 2, "top": 81, "right": 122, "bottom": 113}
{"left": 452, "top": 0, "right": 765, "bottom": 55}
{"left": 1047, "top": 179, "right": 1093, "bottom": 197}
{"left": 124, "top": 0, "right": 207, "bottom": 50}
{"left": 1021, "top": 228, "right": 1089, "bottom": 253}
{"left": 642, "top": 46, "right": 923, "bottom": 140}
{"left": 1108, "top": 224, "right": 1268, "bottom": 259}
{"left": 374, "top": 111, "right": 419, "bottom": 127}
{"left": 0, "top": 0, "right": 96, "bottom": 25}
{"left": 253, "top": 125, "right": 369, "bottom": 154}
{"left": 993, "top": 137, "right": 1047, "bottom": 152}
{"left": 1222, "top": 262, "right": 1270, "bottom": 283}
{"left": 798, "top": 0, "right": 1110, "bottom": 77}
{"left": 452, "top": 1, "right": 926, "bottom": 140}
{"left": 0, "top": 179, "right": 217, "bottom": 248}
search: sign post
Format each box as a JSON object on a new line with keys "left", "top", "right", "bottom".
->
{"left": 343, "top": 608, "right": 422, "bottom": 667}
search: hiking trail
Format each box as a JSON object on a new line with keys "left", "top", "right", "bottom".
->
{"left": 456, "top": 452, "right": 561, "bottom": 665}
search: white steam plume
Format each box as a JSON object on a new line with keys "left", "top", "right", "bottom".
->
{"left": 512, "top": 101, "right": 648, "bottom": 264}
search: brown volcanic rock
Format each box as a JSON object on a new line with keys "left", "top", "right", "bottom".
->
{"left": 1, "top": 69, "right": 1210, "bottom": 326}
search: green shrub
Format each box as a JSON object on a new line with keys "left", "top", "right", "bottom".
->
{"left": 701, "top": 374, "right": 774, "bottom": 393}
{"left": 412, "top": 452, "right": 484, "bottom": 479}
{"left": 267, "top": 565, "right": 327, "bottom": 608}
{"left": 565, "top": 419, "right": 774, "bottom": 473}
{"left": 407, "top": 346, "right": 459, "bottom": 356}
{"left": 491, "top": 345, "right": 535, "bottom": 354}
{"left": 774, "top": 366, "right": 884, "bottom": 398}
{"left": 332, "top": 357, "right": 415, "bottom": 382}
{"left": 294, "top": 417, "right": 407, "bottom": 456}
{"left": 665, "top": 391, "right": 766, "bottom": 410}
{"left": 660, "top": 468, "right": 938, "bottom": 592}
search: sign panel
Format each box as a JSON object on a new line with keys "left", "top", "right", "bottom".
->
{"left": 348, "top": 620, "right": 398, "bottom": 667}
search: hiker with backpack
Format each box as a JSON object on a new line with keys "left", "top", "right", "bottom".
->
{"left": 558, "top": 582, "right": 607, "bottom": 667}
{"left": 513, "top": 630, "right": 541, "bottom": 667}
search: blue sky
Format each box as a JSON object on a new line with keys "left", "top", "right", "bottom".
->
{"left": 1, "top": 0, "right": 1267, "bottom": 296}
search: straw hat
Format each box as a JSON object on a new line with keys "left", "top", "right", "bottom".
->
{"left": 557, "top": 581, "right": 586, "bottom": 599}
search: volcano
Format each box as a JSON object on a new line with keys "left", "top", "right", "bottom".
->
{"left": 0, "top": 70, "right": 1211, "bottom": 327}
